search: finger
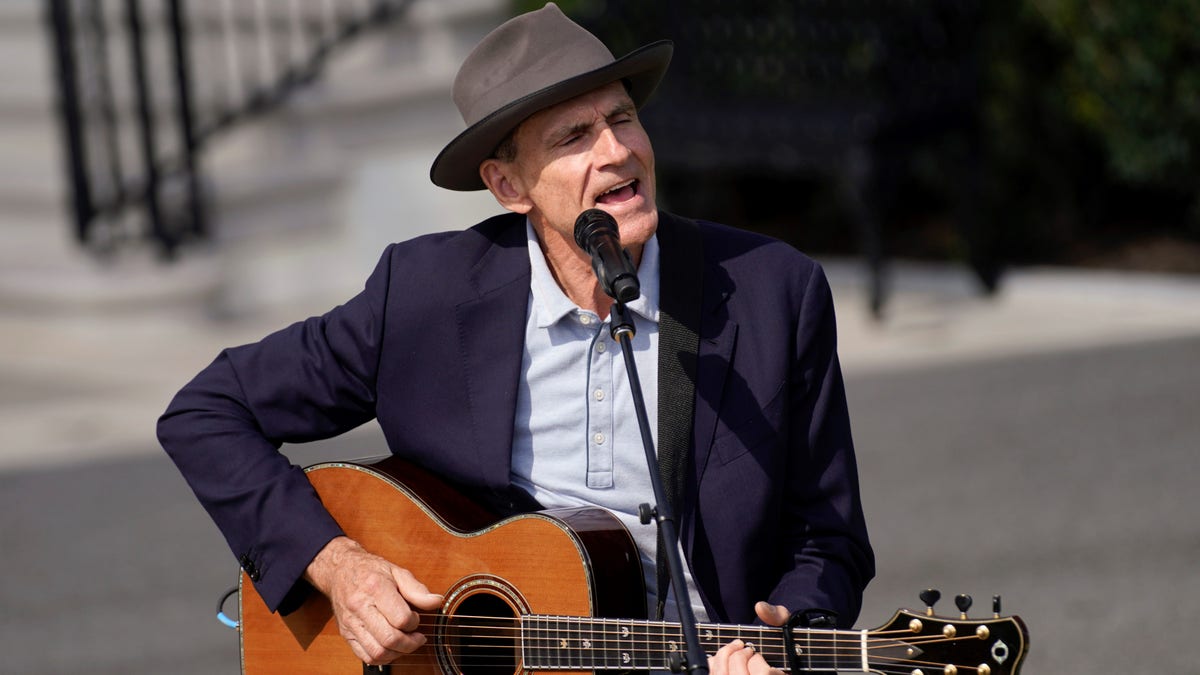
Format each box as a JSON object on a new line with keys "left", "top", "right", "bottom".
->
{"left": 728, "top": 640, "right": 757, "bottom": 674}
{"left": 366, "top": 565, "right": 438, "bottom": 635}
{"left": 371, "top": 578, "right": 421, "bottom": 634}
{"left": 342, "top": 619, "right": 407, "bottom": 666}
{"left": 754, "top": 601, "right": 791, "bottom": 626}
{"left": 746, "top": 648, "right": 781, "bottom": 675}
{"left": 708, "top": 639, "right": 736, "bottom": 675}
{"left": 393, "top": 566, "right": 445, "bottom": 610}
{"left": 377, "top": 568, "right": 441, "bottom": 633}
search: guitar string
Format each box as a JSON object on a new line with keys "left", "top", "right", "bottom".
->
{"left": 401, "top": 613, "right": 996, "bottom": 670}
{"left": 393, "top": 620, "right": 997, "bottom": 673}
{"left": 400, "top": 610, "right": 993, "bottom": 672}
{"left": 419, "top": 611, "right": 991, "bottom": 648}
{"left": 370, "top": 649, "right": 995, "bottom": 675}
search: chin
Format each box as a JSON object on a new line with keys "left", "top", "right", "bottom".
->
{"left": 617, "top": 208, "right": 658, "bottom": 246}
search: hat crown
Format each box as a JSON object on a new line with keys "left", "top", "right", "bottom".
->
{"left": 453, "top": 3, "right": 615, "bottom": 126}
{"left": 431, "top": 3, "right": 671, "bottom": 190}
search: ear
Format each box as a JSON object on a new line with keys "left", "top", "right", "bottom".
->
{"left": 480, "top": 159, "right": 533, "bottom": 215}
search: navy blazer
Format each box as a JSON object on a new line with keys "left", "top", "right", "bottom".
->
{"left": 158, "top": 211, "right": 874, "bottom": 625}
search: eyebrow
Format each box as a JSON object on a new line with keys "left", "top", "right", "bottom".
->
{"left": 545, "top": 101, "right": 637, "bottom": 146}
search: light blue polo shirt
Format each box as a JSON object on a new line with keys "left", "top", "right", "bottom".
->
{"left": 510, "top": 221, "right": 708, "bottom": 622}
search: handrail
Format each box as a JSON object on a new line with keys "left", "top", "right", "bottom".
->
{"left": 46, "top": 0, "right": 417, "bottom": 256}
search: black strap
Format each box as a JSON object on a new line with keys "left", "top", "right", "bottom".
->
{"left": 783, "top": 609, "right": 840, "bottom": 674}
{"left": 653, "top": 213, "right": 704, "bottom": 618}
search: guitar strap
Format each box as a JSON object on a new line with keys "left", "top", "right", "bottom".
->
{"left": 653, "top": 213, "right": 704, "bottom": 620}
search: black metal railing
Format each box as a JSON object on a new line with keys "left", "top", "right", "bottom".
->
{"left": 46, "top": 0, "right": 416, "bottom": 257}
{"left": 577, "top": 1, "right": 989, "bottom": 316}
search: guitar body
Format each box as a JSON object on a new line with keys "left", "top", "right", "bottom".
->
{"left": 239, "top": 456, "right": 1031, "bottom": 674}
{"left": 239, "top": 456, "right": 646, "bottom": 675}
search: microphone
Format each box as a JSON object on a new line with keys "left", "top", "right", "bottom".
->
{"left": 573, "top": 209, "right": 641, "bottom": 304}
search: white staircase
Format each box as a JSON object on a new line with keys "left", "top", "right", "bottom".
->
{"left": 0, "top": 0, "right": 507, "bottom": 317}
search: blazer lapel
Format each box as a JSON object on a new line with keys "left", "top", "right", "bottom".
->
{"left": 656, "top": 212, "right": 703, "bottom": 514}
{"left": 661, "top": 214, "right": 737, "bottom": 488}
{"left": 453, "top": 215, "right": 531, "bottom": 489}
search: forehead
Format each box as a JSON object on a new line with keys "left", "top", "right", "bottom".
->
{"left": 517, "top": 81, "right": 634, "bottom": 140}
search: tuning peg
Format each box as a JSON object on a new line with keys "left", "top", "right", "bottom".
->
{"left": 955, "top": 594, "right": 973, "bottom": 618}
{"left": 919, "top": 588, "right": 941, "bottom": 616}
{"left": 993, "top": 595, "right": 1002, "bottom": 617}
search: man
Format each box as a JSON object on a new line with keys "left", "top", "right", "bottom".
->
{"left": 158, "top": 4, "right": 873, "bottom": 673}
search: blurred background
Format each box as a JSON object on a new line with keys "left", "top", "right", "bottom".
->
{"left": 2, "top": 0, "right": 1198, "bottom": 673}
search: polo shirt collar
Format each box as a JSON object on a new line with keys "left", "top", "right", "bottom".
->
{"left": 526, "top": 219, "right": 660, "bottom": 329}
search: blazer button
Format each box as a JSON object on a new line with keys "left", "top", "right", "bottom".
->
{"left": 240, "top": 554, "right": 261, "bottom": 581}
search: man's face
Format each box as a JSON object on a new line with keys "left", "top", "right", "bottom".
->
{"left": 493, "top": 81, "right": 658, "bottom": 249}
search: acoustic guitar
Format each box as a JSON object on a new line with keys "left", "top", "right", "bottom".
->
{"left": 238, "top": 456, "right": 1029, "bottom": 674}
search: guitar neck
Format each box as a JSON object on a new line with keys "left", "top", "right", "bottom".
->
{"left": 521, "top": 615, "right": 879, "bottom": 672}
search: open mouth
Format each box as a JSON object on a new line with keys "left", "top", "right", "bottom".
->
{"left": 595, "top": 179, "right": 639, "bottom": 205}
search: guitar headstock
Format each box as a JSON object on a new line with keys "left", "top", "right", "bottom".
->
{"left": 868, "top": 593, "right": 1029, "bottom": 675}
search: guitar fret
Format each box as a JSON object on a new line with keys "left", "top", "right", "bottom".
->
{"left": 553, "top": 615, "right": 563, "bottom": 669}
{"left": 597, "top": 618, "right": 608, "bottom": 669}
{"left": 804, "top": 627, "right": 814, "bottom": 672}
{"left": 519, "top": 615, "right": 528, "bottom": 669}
{"left": 572, "top": 616, "right": 581, "bottom": 669}
{"left": 621, "top": 619, "right": 635, "bottom": 670}
{"left": 611, "top": 619, "right": 627, "bottom": 670}
{"left": 522, "top": 616, "right": 876, "bottom": 673}
{"left": 579, "top": 616, "right": 591, "bottom": 670}
{"left": 654, "top": 619, "right": 665, "bottom": 670}
{"left": 567, "top": 615, "right": 577, "bottom": 670}
{"left": 522, "top": 616, "right": 534, "bottom": 669}
{"left": 581, "top": 616, "right": 595, "bottom": 669}
{"left": 538, "top": 616, "right": 549, "bottom": 669}
{"left": 643, "top": 620, "right": 656, "bottom": 670}
{"left": 537, "top": 616, "right": 548, "bottom": 669}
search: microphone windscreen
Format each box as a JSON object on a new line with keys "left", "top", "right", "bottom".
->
{"left": 574, "top": 208, "right": 618, "bottom": 250}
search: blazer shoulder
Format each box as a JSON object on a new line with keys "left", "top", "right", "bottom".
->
{"left": 369, "top": 212, "right": 529, "bottom": 307}
{"left": 661, "top": 213, "right": 823, "bottom": 286}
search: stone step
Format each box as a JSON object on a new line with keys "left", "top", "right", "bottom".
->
{"left": 0, "top": 0, "right": 508, "bottom": 316}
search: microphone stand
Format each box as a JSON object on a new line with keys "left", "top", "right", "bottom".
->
{"left": 609, "top": 300, "right": 709, "bottom": 675}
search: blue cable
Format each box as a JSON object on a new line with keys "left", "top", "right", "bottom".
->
{"left": 217, "top": 610, "right": 239, "bottom": 630}
{"left": 216, "top": 586, "right": 240, "bottom": 630}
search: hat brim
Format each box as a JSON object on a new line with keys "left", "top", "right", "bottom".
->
{"left": 430, "top": 40, "right": 673, "bottom": 192}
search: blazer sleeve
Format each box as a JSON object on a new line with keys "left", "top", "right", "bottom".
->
{"left": 157, "top": 244, "right": 397, "bottom": 613}
{"left": 768, "top": 262, "right": 875, "bottom": 627}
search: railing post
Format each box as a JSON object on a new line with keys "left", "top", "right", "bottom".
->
{"left": 124, "top": 0, "right": 167, "bottom": 252}
{"left": 167, "top": 0, "right": 207, "bottom": 243}
{"left": 46, "top": 0, "right": 94, "bottom": 245}
{"left": 85, "top": 0, "right": 128, "bottom": 221}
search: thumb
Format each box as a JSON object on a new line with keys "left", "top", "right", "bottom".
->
{"left": 755, "top": 601, "right": 791, "bottom": 626}
{"left": 392, "top": 567, "right": 444, "bottom": 610}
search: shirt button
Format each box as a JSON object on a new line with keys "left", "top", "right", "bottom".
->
{"left": 593, "top": 432, "right": 605, "bottom": 445}
{"left": 593, "top": 388, "right": 605, "bottom": 401}
{"left": 579, "top": 314, "right": 593, "bottom": 325}
{"left": 596, "top": 341, "right": 607, "bottom": 353}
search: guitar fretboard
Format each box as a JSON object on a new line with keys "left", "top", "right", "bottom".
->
{"left": 521, "top": 615, "right": 870, "bottom": 672}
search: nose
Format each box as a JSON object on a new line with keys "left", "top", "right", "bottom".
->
{"left": 594, "top": 125, "right": 632, "bottom": 166}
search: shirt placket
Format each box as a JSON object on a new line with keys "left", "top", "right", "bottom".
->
{"left": 581, "top": 311, "right": 614, "bottom": 489}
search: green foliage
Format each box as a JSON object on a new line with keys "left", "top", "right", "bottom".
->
{"left": 507, "top": 1, "right": 1200, "bottom": 260}
{"left": 1028, "top": 0, "right": 1200, "bottom": 189}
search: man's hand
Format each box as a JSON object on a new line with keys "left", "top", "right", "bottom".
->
{"left": 707, "top": 602, "right": 791, "bottom": 675}
{"left": 305, "top": 536, "right": 444, "bottom": 666}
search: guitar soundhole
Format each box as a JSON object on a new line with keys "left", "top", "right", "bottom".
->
{"left": 442, "top": 588, "right": 521, "bottom": 675}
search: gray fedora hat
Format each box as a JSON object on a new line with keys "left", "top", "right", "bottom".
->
{"left": 429, "top": 3, "right": 673, "bottom": 191}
